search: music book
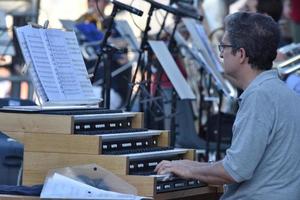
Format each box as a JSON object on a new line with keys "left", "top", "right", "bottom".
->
{"left": 15, "top": 25, "right": 100, "bottom": 106}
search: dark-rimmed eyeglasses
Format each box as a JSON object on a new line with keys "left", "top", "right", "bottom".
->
{"left": 218, "top": 44, "right": 235, "bottom": 52}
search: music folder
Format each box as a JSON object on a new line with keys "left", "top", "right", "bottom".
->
{"left": 148, "top": 40, "right": 196, "bottom": 100}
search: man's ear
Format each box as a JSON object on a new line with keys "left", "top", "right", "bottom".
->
{"left": 239, "top": 48, "right": 247, "bottom": 64}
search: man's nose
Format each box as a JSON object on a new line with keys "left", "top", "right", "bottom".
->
{"left": 219, "top": 51, "right": 224, "bottom": 59}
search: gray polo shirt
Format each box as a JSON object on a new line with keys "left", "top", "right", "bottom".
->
{"left": 221, "top": 70, "right": 300, "bottom": 200}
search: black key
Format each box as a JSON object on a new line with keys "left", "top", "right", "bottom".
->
{"left": 103, "top": 146, "right": 174, "bottom": 155}
{"left": 41, "top": 108, "right": 122, "bottom": 115}
{"left": 75, "top": 128, "right": 148, "bottom": 135}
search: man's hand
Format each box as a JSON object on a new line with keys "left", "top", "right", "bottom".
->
{"left": 154, "top": 159, "right": 236, "bottom": 185}
{"left": 154, "top": 160, "right": 207, "bottom": 179}
{"left": 154, "top": 160, "right": 191, "bottom": 179}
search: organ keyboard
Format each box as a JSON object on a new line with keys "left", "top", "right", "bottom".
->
{"left": 0, "top": 109, "right": 220, "bottom": 199}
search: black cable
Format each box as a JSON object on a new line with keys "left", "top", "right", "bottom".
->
{"left": 129, "top": 0, "right": 143, "bottom": 33}
{"left": 154, "top": 9, "right": 163, "bottom": 27}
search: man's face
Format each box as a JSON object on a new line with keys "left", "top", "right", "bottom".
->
{"left": 219, "top": 32, "right": 240, "bottom": 77}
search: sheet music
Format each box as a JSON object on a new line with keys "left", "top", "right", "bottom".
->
{"left": 64, "top": 31, "right": 97, "bottom": 100}
{"left": 44, "top": 29, "right": 83, "bottom": 100}
{"left": 24, "top": 28, "right": 64, "bottom": 101}
{"left": 15, "top": 25, "right": 99, "bottom": 105}
{"left": 15, "top": 25, "right": 48, "bottom": 103}
{"left": 148, "top": 40, "right": 196, "bottom": 100}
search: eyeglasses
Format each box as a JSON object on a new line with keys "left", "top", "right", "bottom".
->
{"left": 218, "top": 44, "right": 235, "bottom": 52}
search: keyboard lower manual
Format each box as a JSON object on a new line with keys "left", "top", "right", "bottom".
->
{"left": 155, "top": 175, "right": 206, "bottom": 193}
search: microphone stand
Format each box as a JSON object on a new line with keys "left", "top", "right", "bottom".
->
{"left": 165, "top": 15, "right": 182, "bottom": 146}
{"left": 155, "top": 15, "right": 182, "bottom": 146}
{"left": 92, "top": 5, "right": 125, "bottom": 109}
{"left": 126, "top": 5, "right": 156, "bottom": 111}
{"left": 156, "top": 12, "right": 169, "bottom": 40}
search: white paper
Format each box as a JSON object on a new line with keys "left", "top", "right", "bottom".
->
{"left": 41, "top": 173, "right": 143, "bottom": 200}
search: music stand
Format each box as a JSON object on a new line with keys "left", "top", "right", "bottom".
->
{"left": 181, "top": 19, "right": 236, "bottom": 96}
{"left": 114, "top": 20, "right": 140, "bottom": 51}
{"left": 174, "top": 21, "right": 237, "bottom": 160}
{"left": 149, "top": 40, "right": 195, "bottom": 146}
{"left": 149, "top": 41, "right": 196, "bottom": 100}
{"left": 59, "top": 19, "right": 76, "bottom": 31}
{"left": 181, "top": 18, "right": 236, "bottom": 98}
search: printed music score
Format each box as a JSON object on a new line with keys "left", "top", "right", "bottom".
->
{"left": 15, "top": 25, "right": 99, "bottom": 106}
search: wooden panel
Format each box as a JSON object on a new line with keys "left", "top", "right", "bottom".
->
{"left": 23, "top": 152, "right": 128, "bottom": 185}
{"left": 0, "top": 195, "right": 39, "bottom": 200}
{"left": 0, "top": 112, "right": 73, "bottom": 134}
{"left": 22, "top": 170, "right": 46, "bottom": 186}
{"left": 120, "top": 175, "right": 156, "bottom": 197}
{"left": 170, "top": 192, "right": 221, "bottom": 200}
{"left": 120, "top": 175, "right": 218, "bottom": 200}
{"left": 24, "top": 133, "right": 101, "bottom": 154}
{"left": 131, "top": 112, "right": 144, "bottom": 128}
{"left": 3, "top": 131, "right": 26, "bottom": 143}
{"left": 183, "top": 149, "right": 196, "bottom": 160}
{"left": 157, "top": 131, "right": 170, "bottom": 147}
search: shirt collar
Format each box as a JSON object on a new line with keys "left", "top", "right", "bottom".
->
{"left": 239, "top": 69, "right": 279, "bottom": 101}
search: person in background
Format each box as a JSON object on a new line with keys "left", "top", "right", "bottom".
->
{"left": 256, "top": 0, "right": 283, "bottom": 22}
{"left": 76, "top": 0, "right": 131, "bottom": 108}
{"left": 290, "top": 0, "right": 300, "bottom": 43}
{"left": 256, "top": 0, "right": 293, "bottom": 47}
{"left": 76, "top": 0, "right": 109, "bottom": 43}
{"left": 256, "top": 0, "right": 300, "bottom": 96}
{"left": 155, "top": 12, "right": 300, "bottom": 199}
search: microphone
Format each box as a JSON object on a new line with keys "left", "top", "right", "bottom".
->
{"left": 170, "top": 0, "right": 194, "bottom": 5}
{"left": 111, "top": 0, "right": 143, "bottom": 16}
{"left": 173, "top": 2, "right": 203, "bottom": 21}
{"left": 143, "top": 0, "right": 203, "bottom": 21}
{"left": 144, "top": 0, "right": 178, "bottom": 14}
